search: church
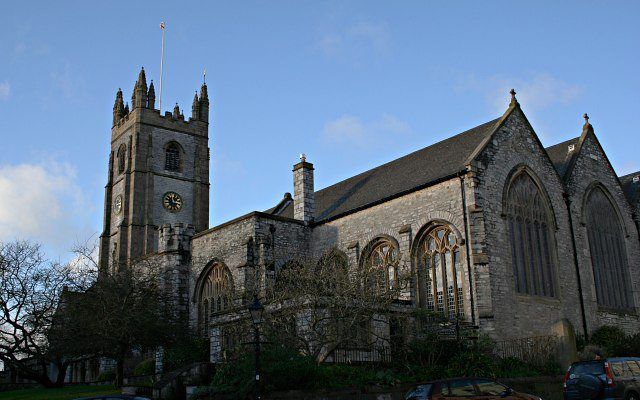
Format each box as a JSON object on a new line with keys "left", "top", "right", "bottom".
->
{"left": 99, "top": 67, "right": 640, "bottom": 363}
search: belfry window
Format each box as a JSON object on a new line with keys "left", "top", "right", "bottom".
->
{"left": 198, "top": 263, "right": 233, "bottom": 335}
{"left": 117, "top": 144, "right": 126, "bottom": 174}
{"left": 505, "top": 171, "right": 557, "bottom": 297}
{"left": 586, "top": 187, "right": 634, "bottom": 310}
{"left": 417, "top": 225, "right": 463, "bottom": 318}
{"left": 165, "top": 142, "right": 181, "bottom": 172}
{"left": 365, "top": 239, "right": 399, "bottom": 291}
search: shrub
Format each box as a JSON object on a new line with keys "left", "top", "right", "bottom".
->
{"left": 590, "top": 326, "right": 626, "bottom": 356}
{"left": 96, "top": 370, "right": 116, "bottom": 382}
{"left": 165, "top": 336, "right": 209, "bottom": 371}
{"left": 133, "top": 358, "right": 155, "bottom": 376}
{"left": 445, "top": 350, "right": 498, "bottom": 378}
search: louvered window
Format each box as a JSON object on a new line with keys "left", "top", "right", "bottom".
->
{"left": 117, "top": 144, "right": 126, "bottom": 174}
{"left": 165, "top": 142, "right": 181, "bottom": 172}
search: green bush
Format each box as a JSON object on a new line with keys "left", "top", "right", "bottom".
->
{"left": 96, "top": 370, "right": 116, "bottom": 382}
{"left": 165, "top": 336, "right": 209, "bottom": 371}
{"left": 587, "top": 325, "right": 640, "bottom": 357}
{"left": 133, "top": 358, "right": 155, "bottom": 376}
{"left": 444, "top": 350, "right": 498, "bottom": 378}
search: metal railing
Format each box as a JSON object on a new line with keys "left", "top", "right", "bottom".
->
{"left": 493, "top": 335, "right": 558, "bottom": 366}
{"left": 326, "top": 347, "right": 392, "bottom": 364}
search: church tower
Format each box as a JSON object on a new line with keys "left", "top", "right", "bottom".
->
{"left": 98, "top": 67, "right": 210, "bottom": 271}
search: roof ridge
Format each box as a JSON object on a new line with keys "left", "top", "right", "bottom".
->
{"left": 313, "top": 117, "right": 502, "bottom": 196}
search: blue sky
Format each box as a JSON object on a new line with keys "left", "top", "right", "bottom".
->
{"left": 1, "top": 1, "right": 638, "bottom": 261}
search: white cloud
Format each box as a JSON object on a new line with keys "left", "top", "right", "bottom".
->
{"left": 318, "top": 19, "right": 391, "bottom": 60}
{"left": 455, "top": 72, "right": 584, "bottom": 115}
{"left": 0, "top": 161, "right": 88, "bottom": 250}
{"left": 322, "top": 115, "right": 366, "bottom": 143}
{"left": 322, "top": 113, "right": 411, "bottom": 147}
{"left": 0, "top": 81, "right": 10, "bottom": 101}
{"left": 50, "top": 63, "right": 85, "bottom": 100}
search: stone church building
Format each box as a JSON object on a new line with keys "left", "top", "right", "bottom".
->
{"left": 99, "top": 68, "right": 640, "bottom": 363}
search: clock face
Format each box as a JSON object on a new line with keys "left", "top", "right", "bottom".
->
{"left": 114, "top": 195, "right": 123, "bottom": 215}
{"left": 162, "top": 192, "right": 182, "bottom": 212}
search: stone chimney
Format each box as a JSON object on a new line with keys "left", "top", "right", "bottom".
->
{"left": 293, "top": 154, "right": 315, "bottom": 222}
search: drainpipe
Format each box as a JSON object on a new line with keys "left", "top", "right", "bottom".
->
{"left": 459, "top": 173, "right": 477, "bottom": 326}
{"left": 564, "top": 193, "right": 589, "bottom": 339}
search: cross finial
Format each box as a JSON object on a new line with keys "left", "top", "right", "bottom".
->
{"left": 583, "top": 113, "right": 589, "bottom": 123}
{"left": 509, "top": 88, "right": 518, "bottom": 107}
{"left": 300, "top": 153, "right": 306, "bottom": 162}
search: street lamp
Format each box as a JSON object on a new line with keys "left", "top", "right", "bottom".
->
{"left": 248, "top": 295, "right": 264, "bottom": 400}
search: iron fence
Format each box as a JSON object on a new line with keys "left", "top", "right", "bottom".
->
{"left": 493, "top": 335, "right": 558, "bottom": 366}
{"left": 326, "top": 347, "right": 392, "bottom": 364}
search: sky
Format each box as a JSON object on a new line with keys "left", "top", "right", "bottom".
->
{"left": 1, "top": 1, "right": 639, "bottom": 262}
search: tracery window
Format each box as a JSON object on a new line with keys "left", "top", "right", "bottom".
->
{"left": 586, "top": 187, "right": 634, "bottom": 310}
{"left": 165, "top": 142, "right": 181, "bottom": 172}
{"left": 417, "top": 225, "right": 464, "bottom": 318}
{"left": 505, "top": 171, "right": 556, "bottom": 297}
{"left": 365, "top": 239, "right": 399, "bottom": 291}
{"left": 198, "top": 263, "right": 233, "bottom": 335}
{"left": 117, "top": 144, "right": 126, "bottom": 174}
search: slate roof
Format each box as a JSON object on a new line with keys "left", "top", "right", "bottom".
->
{"left": 545, "top": 137, "right": 580, "bottom": 178}
{"left": 268, "top": 117, "right": 502, "bottom": 223}
{"left": 620, "top": 172, "right": 640, "bottom": 205}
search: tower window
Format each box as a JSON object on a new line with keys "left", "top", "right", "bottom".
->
{"left": 165, "top": 142, "right": 181, "bottom": 172}
{"left": 117, "top": 144, "right": 126, "bottom": 175}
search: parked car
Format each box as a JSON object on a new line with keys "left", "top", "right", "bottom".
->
{"left": 73, "top": 396, "right": 150, "bottom": 400}
{"left": 563, "top": 357, "right": 640, "bottom": 400}
{"left": 404, "top": 377, "right": 542, "bottom": 399}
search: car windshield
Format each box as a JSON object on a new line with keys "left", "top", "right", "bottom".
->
{"left": 571, "top": 362, "right": 604, "bottom": 376}
{"left": 405, "top": 384, "right": 432, "bottom": 399}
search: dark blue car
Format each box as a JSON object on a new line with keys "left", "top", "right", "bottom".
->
{"left": 563, "top": 357, "right": 640, "bottom": 400}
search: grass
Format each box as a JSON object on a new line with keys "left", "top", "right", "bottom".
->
{"left": 0, "top": 385, "right": 120, "bottom": 400}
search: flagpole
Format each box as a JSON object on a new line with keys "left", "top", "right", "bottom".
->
{"left": 159, "top": 21, "right": 166, "bottom": 111}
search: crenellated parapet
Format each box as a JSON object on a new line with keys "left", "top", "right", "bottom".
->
{"left": 158, "top": 223, "right": 196, "bottom": 254}
{"left": 110, "top": 67, "right": 210, "bottom": 135}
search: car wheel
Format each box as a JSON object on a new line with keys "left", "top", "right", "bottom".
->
{"left": 627, "top": 392, "right": 639, "bottom": 400}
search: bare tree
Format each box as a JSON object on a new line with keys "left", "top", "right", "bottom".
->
{"left": 67, "top": 250, "right": 186, "bottom": 387}
{"left": 262, "top": 251, "right": 412, "bottom": 363}
{"left": 0, "top": 240, "right": 94, "bottom": 387}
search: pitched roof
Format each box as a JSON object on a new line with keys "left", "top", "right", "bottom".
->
{"left": 620, "top": 172, "right": 640, "bottom": 205}
{"left": 545, "top": 137, "right": 580, "bottom": 178}
{"left": 269, "top": 117, "right": 502, "bottom": 223}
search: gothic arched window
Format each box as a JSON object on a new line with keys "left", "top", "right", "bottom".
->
{"left": 364, "top": 239, "right": 399, "bottom": 291}
{"left": 165, "top": 142, "right": 181, "bottom": 172}
{"left": 198, "top": 263, "right": 233, "bottom": 335}
{"left": 505, "top": 171, "right": 557, "bottom": 297}
{"left": 416, "top": 225, "right": 463, "bottom": 317}
{"left": 117, "top": 144, "right": 126, "bottom": 175}
{"left": 586, "top": 187, "right": 634, "bottom": 310}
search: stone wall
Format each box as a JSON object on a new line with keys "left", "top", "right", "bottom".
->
{"left": 472, "top": 108, "right": 584, "bottom": 340}
{"left": 563, "top": 132, "right": 640, "bottom": 334}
